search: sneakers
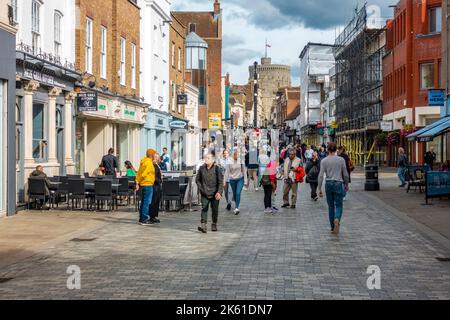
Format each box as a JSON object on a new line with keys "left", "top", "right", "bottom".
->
{"left": 211, "top": 223, "right": 218, "bottom": 232}
{"left": 272, "top": 206, "right": 279, "bottom": 213}
{"left": 342, "top": 197, "right": 347, "bottom": 202}
{"left": 290, "top": 205, "right": 296, "bottom": 209}
{"left": 234, "top": 208, "right": 240, "bottom": 215}
{"left": 255, "top": 188, "right": 259, "bottom": 191}
{"left": 399, "top": 184, "right": 406, "bottom": 188}
{"left": 226, "top": 203, "right": 232, "bottom": 211}
{"left": 198, "top": 223, "right": 207, "bottom": 233}
{"left": 281, "top": 204, "right": 290, "bottom": 208}
{"left": 139, "top": 220, "right": 153, "bottom": 226}
{"left": 333, "top": 219, "right": 340, "bottom": 235}
{"left": 150, "top": 218, "right": 160, "bottom": 224}
{"left": 264, "top": 208, "right": 273, "bottom": 214}
{"left": 313, "top": 196, "right": 319, "bottom": 201}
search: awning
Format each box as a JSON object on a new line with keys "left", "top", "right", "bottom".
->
{"left": 416, "top": 117, "right": 450, "bottom": 142}
{"left": 407, "top": 116, "right": 450, "bottom": 142}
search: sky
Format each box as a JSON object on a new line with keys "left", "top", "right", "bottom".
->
{"left": 172, "top": 0, "right": 394, "bottom": 85}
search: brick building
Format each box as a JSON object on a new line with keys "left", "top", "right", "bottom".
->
{"left": 383, "top": 0, "right": 443, "bottom": 166}
{"left": 172, "top": 0, "right": 222, "bottom": 129}
{"left": 275, "top": 87, "right": 300, "bottom": 128}
{"left": 74, "top": 0, "right": 147, "bottom": 176}
{"left": 441, "top": 0, "right": 450, "bottom": 161}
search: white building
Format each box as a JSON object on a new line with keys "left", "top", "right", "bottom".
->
{"left": 14, "top": 0, "right": 80, "bottom": 202}
{"left": 139, "top": 0, "right": 172, "bottom": 155}
{"left": 184, "top": 83, "right": 201, "bottom": 167}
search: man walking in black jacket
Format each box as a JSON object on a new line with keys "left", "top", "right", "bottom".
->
{"left": 196, "top": 153, "right": 224, "bottom": 233}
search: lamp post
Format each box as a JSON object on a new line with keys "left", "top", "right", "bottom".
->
{"left": 253, "top": 61, "right": 258, "bottom": 128}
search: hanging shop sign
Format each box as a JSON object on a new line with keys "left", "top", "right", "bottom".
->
{"left": 170, "top": 119, "right": 188, "bottom": 130}
{"left": 77, "top": 92, "right": 98, "bottom": 112}
{"left": 177, "top": 94, "right": 188, "bottom": 105}
{"left": 380, "top": 121, "right": 393, "bottom": 132}
{"left": 428, "top": 89, "right": 445, "bottom": 106}
{"left": 208, "top": 113, "right": 222, "bottom": 130}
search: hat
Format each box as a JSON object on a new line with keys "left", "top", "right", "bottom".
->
{"left": 146, "top": 149, "right": 157, "bottom": 157}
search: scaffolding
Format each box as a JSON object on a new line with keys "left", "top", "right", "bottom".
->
{"left": 333, "top": 5, "right": 385, "bottom": 165}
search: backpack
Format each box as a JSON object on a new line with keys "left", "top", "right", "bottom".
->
{"left": 260, "top": 174, "right": 272, "bottom": 186}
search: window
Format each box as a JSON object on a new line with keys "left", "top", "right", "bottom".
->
{"left": 85, "top": 18, "right": 93, "bottom": 73}
{"left": 120, "top": 37, "right": 126, "bottom": 86}
{"left": 429, "top": 7, "right": 442, "bottom": 33}
{"left": 178, "top": 47, "right": 181, "bottom": 70}
{"left": 131, "top": 43, "right": 136, "bottom": 89}
{"left": 32, "top": 103, "right": 46, "bottom": 160}
{"left": 31, "top": 1, "right": 41, "bottom": 54}
{"left": 199, "top": 48, "right": 206, "bottom": 69}
{"left": 171, "top": 82, "right": 175, "bottom": 112}
{"left": 10, "top": 0, "right": 18, "bottom": 23}
{"left": 100, "top": 26, "right": 107, "bottom": 79}
{"left": 186, "top": 47, "right": 192, "bottom": 69}
{"left": 185, "top": 47, "right": 206, "bottom": 70}
{"left": 54, "top": 11, "right": 62, "bottom": 58}
{"left": 420, "top": 63, "right": 434, "bottom": 89}
{"left": 171, "top": 43, "right": 175, "bottom": 66}
{"left": 199, "top": 86, "right": 206, "bottom": 105}
{"left": 177, "top": 86, "right": 181, "bottom": 113}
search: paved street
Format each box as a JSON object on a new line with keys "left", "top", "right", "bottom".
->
{"left": 1, "top": 174, "right": 450, "bottom": 300}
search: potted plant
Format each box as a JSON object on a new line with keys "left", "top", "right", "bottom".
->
{"left": 375, "top": 132, "right": 387, "bottom": 146}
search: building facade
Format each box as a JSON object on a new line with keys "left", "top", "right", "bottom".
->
{"left": 442, "top": 0, "right": 450, "bottom": 161}
{"left": 172, "top": 0, "right": 222, "bottom": 129}
{"left": 14, "top": 0, "right": 81, "bottom": 204}
{"left": 75, "top": 0, "right": 146, "bottom": 176}
{"left": 0, "top": 0, "right": 17, "bottom": 215}
{"left": 184, "top": 83, "right": 201, "bottom": 167}
{"left": 383, "top": 0, "right": 443, "bottom": 165}
{"left": 299, "top": 43, "right": 335, "bottom": 146}
{"left": 248, "top": 57, "right": 291, "bottom": 128}
{"left": 139, "top": 0, "right": 172, "bottom": 161}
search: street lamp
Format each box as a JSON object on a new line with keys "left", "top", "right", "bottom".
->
{"left": 253, "top": 61, "right": 258, "bottom": 128}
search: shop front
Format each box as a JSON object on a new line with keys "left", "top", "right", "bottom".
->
{"left": 15, "top": 45, "right": 81, "bottom": 204}
{"left": 170, "top": 118, "right": 189, "bottom": 171}
{"left": 75, "top": 91, "right": 147, "bottom": 176}
{"left": 140, "top": 109, "right": 172, "bottom": 159}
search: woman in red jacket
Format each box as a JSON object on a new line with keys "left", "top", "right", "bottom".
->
{"left": 260, "top": 159, "right": 277, "bottom": 214}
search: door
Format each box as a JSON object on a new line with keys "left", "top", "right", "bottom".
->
{"left": 56, "top": 106, "right": 65, "bottom": 175}
{"left": 15, "top": 97, "right": 24, "bottom": 203}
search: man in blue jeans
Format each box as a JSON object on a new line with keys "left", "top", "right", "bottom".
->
{"left": 318, "top": 142, "right": 349, "bottom": 235}
{"left": 136, "top": 149, "right": 156, "bottom": 225}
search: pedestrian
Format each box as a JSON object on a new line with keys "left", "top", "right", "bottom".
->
{"left": 281, "top": 149, "right": 302, "bottom": 209}
{"left": 439, "top": 160, "right": 450, "bottom": 172}
{"left": 338, "top": 146, "right": 353, "bottom": 201}
{"left": 29, "top": 165, "right": 53, "bottom": 209}
{"left": 318, "top": 142, "right": 349, "bottom": 235}
{"left": 305, "top": 145, "right": 314, "bottom": 161}
{"left": 424, "top": 148, "right": 436, "bottom": 170}
{"left": 92, "top": 163, "right": 105, "bottom": 177}
{"left": 225, "top": 150, "right": 248, "bottom": 215}
{"left": 318, "top": 146, "right": 327, "bottom": 162}
{"left": 196, "top": 153, "right": 223, "bottom": 233}
{"left": 219, "top": 149, "right": 233, "bottom": 211}
{"left": 136, "top": 149, "right": 156, "bottom": 226}
{"left": 161, "top": 147, "right": 171, "bottom": 172}
{"left": 101, "top": 148, "right": 118, "bottom": 177}
{"left": 260, "top": 156, "right": 277, "bottom": 214}
{"left": 148, "top": 153, "right": 162, "bottom": 224}
{"left": 124, "top": 160, "right": 137, "bottom": 177}
{"left": 245, "top": 147, "right": 259, "bottom": 191}
{"left": 397, "top": 147, "right": 408, "bottom": 188}
{"left": 305, "top": 151, "right": 320, "bottom": 201}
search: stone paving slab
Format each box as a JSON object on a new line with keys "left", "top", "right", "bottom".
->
{"left": 0, "top": 175, "right": 449, "bottom": 299}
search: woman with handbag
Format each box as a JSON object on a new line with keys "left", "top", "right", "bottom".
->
{"left": 305, "top": 151, "right": 320, "bottom": 201}
{"left": 224, "top": 150, "right": 248, "bottom": 215}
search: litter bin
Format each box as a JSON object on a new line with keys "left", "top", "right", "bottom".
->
{"left": 365, "top": 165, "right": 380, "bottom": 191}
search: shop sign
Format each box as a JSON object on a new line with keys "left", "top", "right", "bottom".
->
{"left": 380, "top": 121, "right": 393, "bottom": 132}
{"left": 428, "top": 89, "right": 445, "bottom": 106}
{"left": 331, "top": 121, "right": 338, "bottom": 129}
{"left": 177, "top": 94, "right": 188, "bottom": 105}
{"left": 208, "top": 113, "right": 222, "bottom": 129}
{"left": 170, "top": 120, "right": 188, "bottom": 129}
{"left": 77, "top": 92, "right": 98, "bottom": 112}
{"left": 99, "top": 104, "right": 106, "bottom": 111}
{"left": 21, "top": 68, "right": 65, "bottom": 88}
{"left": 124, "top": 109, "right": 136, "bottom": 117}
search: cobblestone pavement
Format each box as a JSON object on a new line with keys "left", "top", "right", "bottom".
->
{"left": 1, "top": 175, "right": 450, "bottom": 300}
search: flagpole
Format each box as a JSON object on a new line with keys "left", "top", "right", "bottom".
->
{"left": 265, "top": 38, "right": 267, "bottom": 58}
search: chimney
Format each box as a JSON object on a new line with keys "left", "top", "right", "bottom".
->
{"left": 214, "top": 0, "right": 220, "bottom": 16}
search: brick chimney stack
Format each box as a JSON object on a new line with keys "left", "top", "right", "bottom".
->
{"left": 214, "top": 0, "right": 220, "bottom": 16}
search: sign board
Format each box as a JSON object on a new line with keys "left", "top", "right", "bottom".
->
{"left": 208, "top": 113, "right": 222, "bottom": 129}
{"left": 77, "top": 92, "right": 98, "bottom": 112}
{"left": 177, "top": 94, "right": 188, "bottom": 105}
{"left": 426, "top": 172, "right": 450, "bottom": 204}
{"left": 380, "top": 120, "right": 393, "bottom": 132}
{"left": 428, "top": 89, "right": 445, "bottom": 106}
{"left": 331, "top": 121, "right": 338, "bottom": 129}
{"left": 169, "top": 120, "right": 188, "bottom": 130}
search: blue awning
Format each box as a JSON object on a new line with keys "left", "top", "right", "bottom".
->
{"left": 407, "top": 116, "right": 450, "bottom": 141}
{"left": 416, "top": 116, "right": 450, "bottom": 142}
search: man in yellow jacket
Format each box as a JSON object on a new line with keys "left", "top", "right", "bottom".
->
{"left": 136, "top": 149, "right": 156, "bottom": 225}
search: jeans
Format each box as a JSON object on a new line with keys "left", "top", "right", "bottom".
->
{"left": 325, "top": 181, "right": 344, "bottom": 230}
{"left": 230, "top": 177, "right": 244, "bottom": 209}
{"left": 397, "top": 167, "right": 406, "bottom": 185}
{"left": 150, "top": 184, "right": 161, "bottom": 219}
{"left": 309, "top": 182, "right": 318, "bottom": 199}
{"left": 201, "top": 196, "right": 220, "bottom": 224}
{"left": 139, "top": 186, "right": 154, "bottom": 223}
{"left": 263, "top": 184, "right": 273, "bottom": 209}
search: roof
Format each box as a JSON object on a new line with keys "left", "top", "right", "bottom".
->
{"left": 299, "top": 42, "right": 336, "bottom": 59}
{"left": 186, "top": 32, "right": 208, "bottom": 48}
{"left": 408, "top": 116, "right": 450, "bottom": 142}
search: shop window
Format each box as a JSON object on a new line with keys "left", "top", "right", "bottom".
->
{"left": 420, "top": 63, "right": 434, "bottom": 89}
{"left": 429, "top": 7, "right": 442, "bottom": 33}
{"left": 32, "top": 103, "right": 46, "bottom": 160}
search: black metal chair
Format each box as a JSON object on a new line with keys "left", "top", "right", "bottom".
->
{"left": 67, "top": 179, "right": 86, "bottom": 210}
{"left": 117, "top": 177, "right": 131, "bottom": 206}
{"left": 94, "top": 180, "right": 114, "bottom": 211}
{"left": 127, "top": 177, "right": 137, "bottom": 205}
{"left": 58, "top": 176, "right": 69, "bottom": 204}
{"left": 162, "top": 180, "right": 182, "bottom": 211}
{"left": 84, "top": 172, "right": 90, "bottom": 178}
{"left": 28, "top": 178, "right": 49, "bottom": 210}
{"left": 67, "top": 174, "right": 82, "bottom": 179}
{"left": 179, "top": 176, "right": 189, "bottom": 203}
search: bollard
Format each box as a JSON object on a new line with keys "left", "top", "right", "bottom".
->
{"left": 365, "top": 165, "right": 380, "bottom": 191}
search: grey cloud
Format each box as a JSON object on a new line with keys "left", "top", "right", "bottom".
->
{"left": 223, "top": 34, "right": 246, "bottom": 48}
{"left": 223, "top": 47, "right": 260, "bottom": 66}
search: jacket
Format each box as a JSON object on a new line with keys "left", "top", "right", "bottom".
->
{"left": 283, "top": 156, "right": 302, "bottom": 179}
{"left": 136, "top": 157, "right": 155, "bottom": 187}
{"left": 29, "top": 170, "right": 52, "bottom": 194}
{"left": 196, "top": 163, "right": 224, "bottom": 199}
{"left": 305, "top": 159, "right": 320, "bottom": 184}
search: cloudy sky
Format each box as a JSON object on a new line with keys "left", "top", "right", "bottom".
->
{"left": 173, "top": 0, "right": 394, "bottom": 85}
